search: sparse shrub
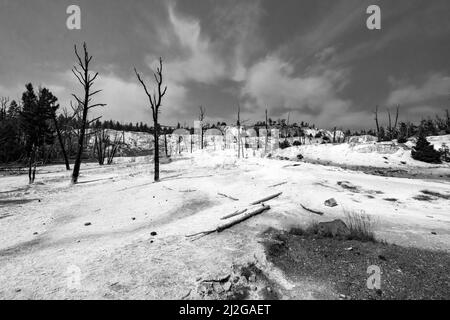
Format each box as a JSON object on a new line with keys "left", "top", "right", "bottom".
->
{"left": 439, "top": 143, "right": 449, "bottom": 162}
{"left": 279, "top": 140, "right": 291, "bottom": 149}
{"left": 397, "top": 136, "right": 407, "bottom": 144}
{"left": 289, "top": 210, "right": 376, "bottom": 242}
{"left": 411, "top": 131, "right": 441, "bottom": 164}
{"left": 344, "top": 210, "right": 376, "bottom": 242}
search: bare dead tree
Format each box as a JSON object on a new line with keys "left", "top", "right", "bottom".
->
{"left": 265, "top": 109, "right": 269, "bottom": 154}
{"left": 134, "top": 57, "right": 167, "bottom": 182}
{"left": 394, "top": 105, "right": 400, "bottom": 130}
{"left": 198, "top": 105, "right": 206, "bottom": 149}
{"left": 387, "top": 108, "right": 392, "bottom": 140}
{"left": 94, "top": 129, "right": 122, "bottom": 165}
{"left": 0, "top": 96, "right": 10, "bottom": 120}
{"left": 374, "top": 105, "right": 380, "bottom": 142}
{"left": 71, "top": 42, "right": 106, "bottom": 184}
{"left": 237, "top": 104, "right": 241, "bottom": 158}
{"left": 51, "top": 111, "right": 70, "bottom": 170}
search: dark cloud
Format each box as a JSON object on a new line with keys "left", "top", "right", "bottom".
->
{"left": 1, "top": 0, "right": 449, "bottom": 129}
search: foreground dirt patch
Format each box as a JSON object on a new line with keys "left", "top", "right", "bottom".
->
{"left": 263, "top": 228, "right": 450, "bottom": 300}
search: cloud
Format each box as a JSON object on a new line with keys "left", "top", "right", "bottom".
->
{"left": 386, "top": 73, "right": 450, "bottom": 106}
{"left": 158, "top": 4, "right": 227, "bottom": 85}
{"left": 241, "top": 55, "right": 351, "bottom": 126}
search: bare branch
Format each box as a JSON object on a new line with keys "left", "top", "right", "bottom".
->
{"left": 88, "top": 103, "right": 107, "bottom": 110}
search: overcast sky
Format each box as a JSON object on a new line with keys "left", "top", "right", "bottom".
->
{"left": 1, "top": 0, "right": 450, "bottom": 129}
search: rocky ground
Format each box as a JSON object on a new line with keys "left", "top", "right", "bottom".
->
{"left": 0, "top": 148, "right": 449, "bottom": 300}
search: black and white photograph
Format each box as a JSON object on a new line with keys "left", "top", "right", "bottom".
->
{"left": 0, "top": 0, "right": 449, "bottom": 305}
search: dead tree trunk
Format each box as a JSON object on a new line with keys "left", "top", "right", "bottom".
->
{"left": 71, "top": 43, "right": 106, "bottom": 184}
{"left": 164, "top": 131, "right": 168, "bottom": 157}
{"left": 374, "top": 106, "right": 381, "bottom": 142}
{"left": 237, "top": 105, "right": 241, "bottom": 158}
{"left": 134, "top": 58, "right": 167, "bottom": 182}
{"left": 387, "top": 108, "right": 392, "bottom": 140}
{"left": 265, "top": 109, "right": 269, "bottom": 154}
{"left": 53, "top": 115, "right": 70, "bottom": 170}
{"left": 198, "top": 106, "right": 206, "bottom": 150}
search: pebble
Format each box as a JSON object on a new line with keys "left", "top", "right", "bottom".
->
{"left": 222, "top": 282, "right": 232, "bottom": 292}
{"left": 84, "top": 222, "right": 91, "bottom": 226}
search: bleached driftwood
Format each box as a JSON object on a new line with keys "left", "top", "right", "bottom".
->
{"left": 250, "top": 192, "right": 282, "bottom": 205}
{"left": 221, "top": 208, "right": 248, "bottom": 220}
{"left": 218, "top": 193, "right": 239, "bottom": 201}
{"left": 269, "top": 182, "right": 287, "bottom": 188}
{"left": 300, "top": 203, "right": 324, "bottom": 216}
{"left": 186, "top": 205, "right": 271, "bottom": 238}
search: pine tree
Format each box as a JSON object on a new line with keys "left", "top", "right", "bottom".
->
{"left": 411, "top": 130, "right": 441, "bottom": 164}
{"left": 20, "top": 84, "right": 56, "bottom": 183}
{"left": 397, "top": 122, "right": 408, "bottom": 143}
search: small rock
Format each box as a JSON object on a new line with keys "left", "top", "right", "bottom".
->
{"left": 33, "top": 232, "right": 38, "bottom": 235}
{"left": 376, "top": 289, "right": 382, "bottom": 296}
{"left": 84, "top": 222, "right": 91, "bottom": 226}
{"left": 213, "top": 282, "right": 224, "bottom": 294}
{"left": 297, "top": 154, "right": 304, "bottom": 160}
{"left": 431, "top": 232, "right": 437, "bottom": 235}
{"left": 132, "top": 217, "right": 136, "bottom": 221}
{"left": 378, "top": 255, "right": 387, "bottom": 261}
{"left": 150, "top": 231, "right": 157, "bottom": 236}
{"left": 15, "top": 289, "right": 21, "bottom": 293}
{"left": 324, "top": 198, "right": 338, "bottom": 207}
{"left": 339, "top": 294, "right": 346, "bottom": 300}
{"left": 248, "top": 274, "right": 256, "bottom": 283}
{"left": 222, "top": 282, "right": 232, "bottom": 292}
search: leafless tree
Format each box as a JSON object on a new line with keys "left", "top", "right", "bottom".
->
{"left": 51, "top": 111, "right": 70, "bottom": 170}
{"left": 71, "top": 42, "right": 106, "bottom": 184}
{"left": 94, "top": 129, "right": 122, "bottom": 165}
{"left": 198, "top": 105, "right": 206, "bottom": 149}
{"left": 134, "top": 57, "right": 167, "bottom": 182}
{"left": 264, "top": 109, "right": 269, "bottom": 154}
{"left": 387, "top": 105, "right": 400, "bottom": 140}
{"left": 0, "top": 96, "right": 10, "bottom": 120}
{"left": 374, "top": 105, "right": 381, "bottom": 142}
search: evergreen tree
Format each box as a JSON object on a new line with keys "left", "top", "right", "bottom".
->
{"left": 411, "top": 130, "right": 441, "bottom": 164}
{"left": 20, "top": 84, "right": 56, "bottom": 183}
{"left": 397, "top": 122, "right": 408, "bottom": 143}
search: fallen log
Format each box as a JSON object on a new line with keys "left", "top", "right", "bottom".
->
{"left": 251, "top": 192, "right": 282, "bottom": 205}
{"left": 221, "top": 208, "right": 248, "bottom": 220}
{"left": 186, "top": 205, "right": 271, "bottom": 238}
{"left": 218, "top": 193, "right": 239, "bottom": 201}
{"left": 269, "top": 181, "right": 287, "bottom": 188}
{"left": 300, "top": 203, "right": 324, "bottom": 216}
